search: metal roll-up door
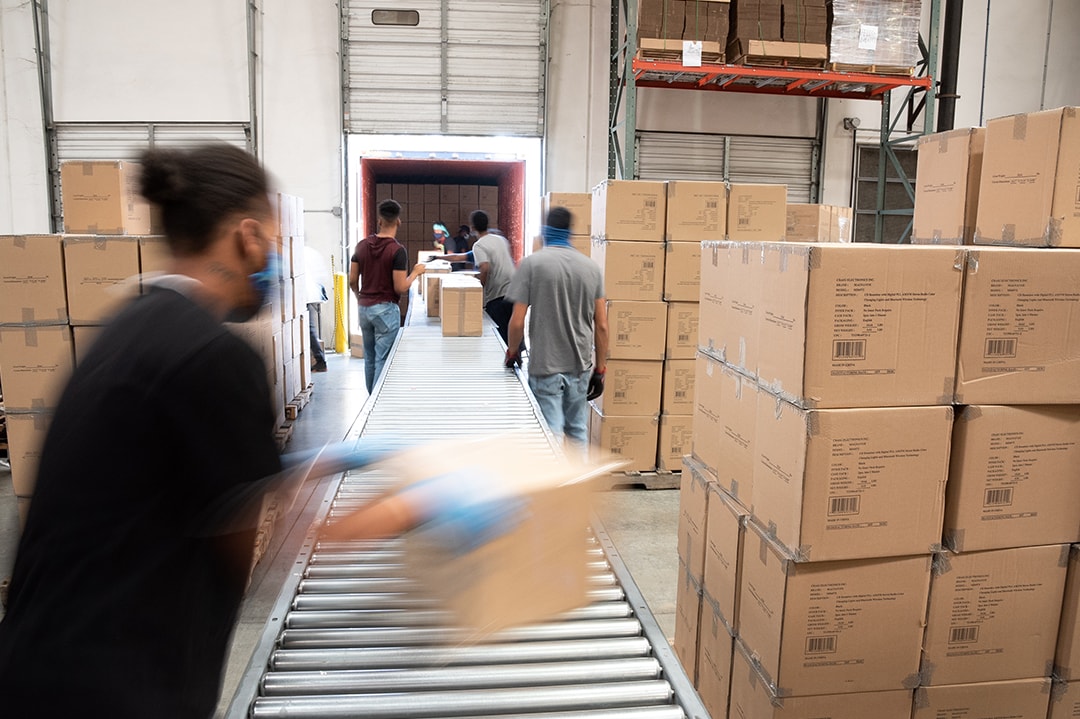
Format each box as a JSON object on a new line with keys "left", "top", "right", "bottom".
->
{"left": 53, "top": 123, "right": 251, "bottom": 160}
{"left": 345, "top": 1, "right": 545, "bottom": 137}
{"left": 727, "top": 135, "right": 814, "bottom": 202}
{"left": 637, "top": 132, "right": 725, "bottom": 181}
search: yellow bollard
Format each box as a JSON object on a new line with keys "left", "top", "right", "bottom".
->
{"left": 333, "top": 272, "right": 348, "bottom": 354}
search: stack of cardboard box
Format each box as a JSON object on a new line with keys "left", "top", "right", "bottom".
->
{"left": 588, "top": 180, "right": 668, "bottom": 472}
{"left": 829, "top": 0, "right": 922, "bottom": 72}
{"left": 376, "top": 182, "right": 500, "bottom": 262}
{"left": 728, "top": 0, "right": 827, "bottom": 66}
{"left": 638, "top": 0, "right": 730, "bottom": 63}
{"left": 542, "top": 192, "right": 592, "bottom": 255}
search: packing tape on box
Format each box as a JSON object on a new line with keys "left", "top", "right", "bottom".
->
{"left": 1061, "top": 544, "right": 1072, "bottom": 568}
{"left": 1013, "top": 113, "right": 1028, "bottom": 141}
{"left": 931, "top": 550, "right": 953, "bottom": 576}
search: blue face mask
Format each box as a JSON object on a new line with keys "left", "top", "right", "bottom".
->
{"left": 227, "top": 251, "right": 281, "bottom": 323}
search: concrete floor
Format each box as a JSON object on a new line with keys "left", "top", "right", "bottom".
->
{"left": 0, "top": 344, "right": 681, "bottom": 716}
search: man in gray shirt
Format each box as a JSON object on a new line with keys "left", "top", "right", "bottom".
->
{"left": 505, "top": 206, "right": 608, "bottom": 454}
{"left": 435, "top": 210, "right": 517, "bottom": 346}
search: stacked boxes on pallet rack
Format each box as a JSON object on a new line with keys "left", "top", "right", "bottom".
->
{"left": 637, "top": 0, "right": 730, "bottom": 64}
{"left": 727, "top": 0, "right": 828, "bottom": 67}
{"left": 829, "top": 0, "right": 922, "bottom": 74}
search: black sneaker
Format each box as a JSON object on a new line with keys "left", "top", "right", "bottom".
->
{"left": 312, "top": 361, "right": 328, "bottom": 373}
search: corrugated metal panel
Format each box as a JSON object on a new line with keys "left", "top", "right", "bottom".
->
{"left": 637, "top": 133, "right": 725, "bottom": 181}
{"left": 346, "top": 1, "right": 544, "bottom": 137}
{"left": 54, "top": 123, "right": 250, "bottom": 160}
{"left": 727, "top": 136, "right": 814, "bottom": 202}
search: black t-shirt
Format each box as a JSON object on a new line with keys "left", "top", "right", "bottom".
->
{"left": 0, "top": 286, "right": 282, "bottom": 718}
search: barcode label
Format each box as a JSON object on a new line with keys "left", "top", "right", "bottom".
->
{"left": 675, "top": 391, "right": 686, "bottom": 398}
{"left": 706, "top": 201, "right": 717, "bottom": 209}
{"left": 984, "top": 338, "right": 1017, "bottom": 358}
{"left": 618, "top": 334, "right": 630, "bottom": 341}
{"left": 833, "top": 340, "right": 866, "bottom": 360}
{"left": 643, "top": 261, "right": 655, "bottom": 269}
{"left": 611, "top": 447, "right": 623, "bottom": 454}
{"left": 949, "top": 626, "right": 979, "bottom": 644}
{"left": 805, "top": 636, "right": 837, "bottom": 654}
{"left": 738, "top": 218, "right": 750, "bottom": 226}
{"left": 828, "top": 496, "right": 860, "bottom": 516}
{"left": 645, "top": 200, "right": 656, "bottom": 207}
{"left": 678, "top": 334, "right": 690, "bottom": 342}
{"left": 984, "top": 488, "right": 1014, "bottom": 507}
{"left": 615, "top": 392, "right": 626, "bottom": 399}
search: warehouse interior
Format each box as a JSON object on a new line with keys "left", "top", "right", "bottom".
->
{"left": 3, "top": 1, "right": 1080, "bottom": 718}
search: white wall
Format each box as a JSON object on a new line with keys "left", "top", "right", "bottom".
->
{"left": 0, "top": 0, "right": 49, "bottom": 233}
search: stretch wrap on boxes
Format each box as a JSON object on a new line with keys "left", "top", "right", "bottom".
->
{"left": 829, "top": 0, "right": 921, "bottom": 68}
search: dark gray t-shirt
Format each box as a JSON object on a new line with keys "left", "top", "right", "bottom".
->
{"left": 506, "top": 246, "right": 604, "bottom": 376}
{"left": 470, "top": 233, "right": 515, "bottom": 305}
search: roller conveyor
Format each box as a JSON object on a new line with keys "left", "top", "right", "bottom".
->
{"left": 225, "top": 312, "right": 709, "bottom": 718}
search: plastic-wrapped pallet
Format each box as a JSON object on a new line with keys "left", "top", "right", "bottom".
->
{"left": 829, "top": 0, "right": 922, "bottom": 70}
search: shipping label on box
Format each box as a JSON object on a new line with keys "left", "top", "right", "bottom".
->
{"left": 664, "top": 241, "right": 702, "bottom": 302}
{"left": 728, "top": 184, "right": 787, "bottom": 242}
{"left": 678, "top": 456, "right": 712, "bottom": 580}
{"left": 60, "top": 161, "right": 154, "bottom": 235}
{"left": 922, "top": 544, "right": 1069, "bottom": 686}
{"left": 913, "top": 127, "right": 985, "bottom": 245}
{"left": 666, "top": 301, "right": 699, "bottom": 359}
{"left": 658, "top": 413, "right": 693, "bottom": 472}
{"left": 674, "top": 559, "right": 704, "bottom": 683}
{"left": 662, "top": 358, "right": 696, "bottom": 415}
{"left": 666, "top": 181, "right": 727, "bottom": 242}
{"left": 913, "top": 678, "right": 1051, "bottom": 719}
{"left": 703, "top": 479, "right": 748, "bottom": 634}
{"left": 0, "top": 235, "right": 68, "bottom": 324}
{"left": 606, "top": 300, "right": 667, "bottom": 360}
{"left": 544, "top": 192, "right": 592, "bottom": 237}
{"left": 440, "top": 275, "right": 484, "bottom": 337}
{"left": 729, "top": 639, "right": 916, "bottom": 719}
{"left": 757, "top": 242, "right": 964, "bottom": 408}
{"left": 0, "top": 325, "right": 75, "bottom": 411}
{"left": 593, "top": 241, "right": 665, "bottom": 301}
{"left": 1056, "top": 546, "right": 1080, "bottom": 681}
{"left": 588, "top": 407, "right": 659, "bottom": 472}
{"left": 753, "top": 397, "right": 952, "bottom": 562}
{"left": 592, "top": 180, "right": 667, "bottom": 242}
{"left": 945, "top": 405, "right": 1080, "bottom": 553}
{"left": 975, "top": 107, "right": 1080, "bottom": 247}
{"left": 956, "top": 247, "right": 1080, "bottom": 404}
{"left": 593, "top": 359, "right": 663, "bottom": 416}
{"left": 5, "top": 410, "right": 52, "bottom": 496}
{"left": 738, "top": 521, "right": 931, "bottom": 695}
{"left": 695, "top": 606, "right": 734, "bottom": 719}
{"left": 62, "top": 237, "right": 140, "bottom": 325}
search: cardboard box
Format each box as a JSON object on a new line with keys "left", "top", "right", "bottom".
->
{"left": 382, "top": 437, "right": 596, "bottom": 637}
{"left": 17, "top": 496, "right": 31, "bottom": 530}
{"left": 921, "top": 544, "right": 1069, "bottom": 686}
{"left": 728, "top": 639, "right": 916, "bottom": 719}
{"left": 439, "top": 275, "right": 484, "bottom": 337}
{"left": 458, "top": 185, "right": 479, "bottom": 208}
{"left": 607, "top": 300, "right": 667, "bottom": 360}
{"left": 1049, "top": 680, "right": 1080, "bottom": 719}
{"left": 71, "top": 325, "right": 103, "bottom": 365}
{"left": 543, "top": 192, "right": 592, "bottom": 237}
{"left": 570, "top": 237, "right": 591, "bottom": 256}
{"left": 592, "top": 241, "right": 666, "bottom": 302}
{"left": 375, "top": 183, "right": 393, "bottom": 201}
{"left": 62, "top": 237, "right": 140, "bottom": 325}
{"left": 424, "top": 261, "right": 452, "bottom": 316}
{"left": 755, "top": 242, "right": 964, "bottom": 408}
{"left": 0, "top": 235, "right": 68, "bottom": 324}
{"left": 137, "top": 236, "right": 171, "bottom": 287}
{"left": 593, "top": 359, "right": 663, "bottom": 416}
{"left": 407, "top": 184, "right": 425, "bottom": 206}
{"left": 661, "top": 358, "right": 695, "bottom": 415}
{"left": 675, "top": 559, "right": 704, "bottom": 682}
{"left": 666, "top": 181, "right": 727, "bottom": 242}
{"left": 728, "top": 184, "right": 787, "bottom": 242}
{"left": 5, "top": 410, "right": 51, "bottom": 496}
{"left": 913, "top": 678, "right": 1051, "bottom": 719}
{"left": 589, "top": 405, "right": 658, "bottom": 472}
{"left": 60, "top": 160, "right": 154, "bottom": 235}
{"left": 658, "top": 413, "right": 693, "bottom": 472}
{"left": 695, "top": 607, "right": 734, "bottom": 719}
{"left": 663, "top": 241, "right": 702, "bottom": 302}
{"left": 0, "top": 325, "right": 75, "bottom": 410}
{"left": 785, "top": 204, "right": 833, "bottom": 242}
{"left": 729, "top": 0, "right": 782, "bottom": 41}
{"left": 678, "top": 455, "right": 712, "bottom": 580}
{"left": 666, "top": 301, "right": 699, "bottom": 359}
{"left": 440, "top": 203, "right": 461, "bottom": 228}
{"left": 424, "top": 203, "right": 442, "bottom": 226}
{"left": 438, "top": 184, "right": 459, "bottom": 204}
{"left": 944, "top": 405, "right": 1080, "bottom": 552}
{"left": 592, "top": 180, "right": 667, "bottom": 242}
{"left": 955, "top": 247, "right": 1080, "bottom": 404}
{"left": 699, "top": 241, "right": 761, "bottom": 373}
{"left": 423, "top": 184, "right": 440, "bottom": 204}
{"left": 753, "top": 399, "right": 952, "bottom": 562}
{"left": 913, "top": 128, "right": 986, "bottom": 245}
{"left": 479, "top": 185, "right": 499, "bottom": 206}
{"left": 739, "top": 520, "right": 932, "bottom": 695}
{"left": 703, "top": 479, "right": 748, "bottom": 633}
{"left": 975, "top": 107, "right": 1080, "bottom": 247}
{"left": 289, "top": 234, "right": 306, "bottom": 279}
{"left": 692, "top": 354, "right": 756, "bottom": 506}
{"left": 1057, "top": 546, "right": 1080, "bottom": 680}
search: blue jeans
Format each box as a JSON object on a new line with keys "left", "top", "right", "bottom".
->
{"left": 358, "top": 302, "right": 401, "bottom": 392}
{"left": 529, "top": 371, "right": 591, "bottom": 456}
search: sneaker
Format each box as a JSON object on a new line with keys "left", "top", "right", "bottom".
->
{"left": 312, "top": 361, "right": 328, "bottom": 373}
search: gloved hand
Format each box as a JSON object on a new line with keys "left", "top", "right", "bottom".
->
{"left": 504, "top": 349, "right": 522, "bottom": 369}
{"left": 586, "top": 368, "right": 605, "bottom": 401}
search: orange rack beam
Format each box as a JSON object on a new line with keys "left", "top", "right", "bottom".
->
{"left": 631, "top": 58, "right": 932, "bottom": 101}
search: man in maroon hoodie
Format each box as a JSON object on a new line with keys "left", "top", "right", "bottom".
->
{"left": 349, "top": 199, "right": 426, "bottom": 391}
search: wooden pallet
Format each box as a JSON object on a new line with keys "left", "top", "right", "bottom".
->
{"left": 598, "top": 470, "right": 681, "bottom": 491}
{"left": 729, "top": 40, "right": 828, "bottom": 70}
{"left": 732, "top": 52, "right": 826, "bottom": 69}
{"left": 829, "top": 62, "right": 916, "bottom": 77}
{"left": 284, "top": 384, "right": 315, "bottom": 420}
{"left": 637, "top": 39, "right": 724, "bottom": 66}
{"left": 274, "top": 420, "right": 295, "bottom": 452}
